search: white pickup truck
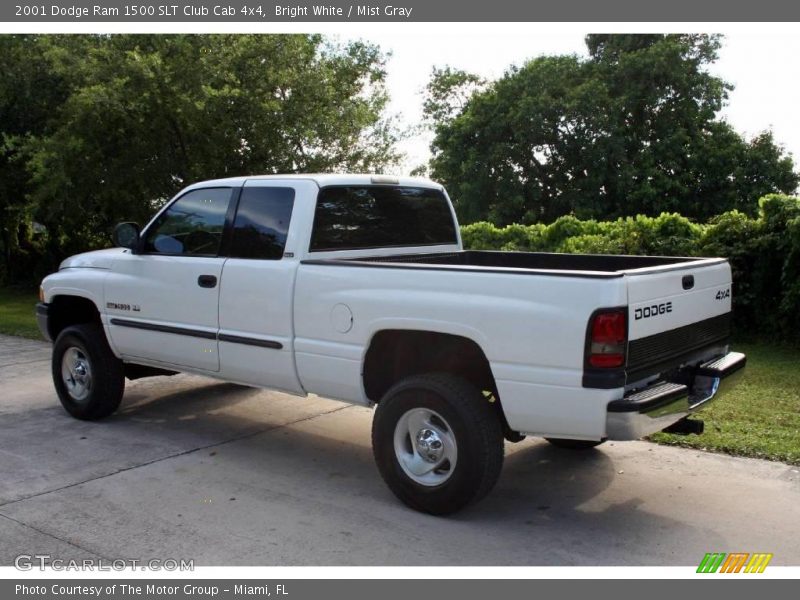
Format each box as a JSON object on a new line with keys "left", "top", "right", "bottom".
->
{"left": 37, "top": 174, "right": 746, "bottom": 514}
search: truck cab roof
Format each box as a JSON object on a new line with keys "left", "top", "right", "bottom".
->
{"left": 182, "top": 174, "right": 443, "bottom": 193}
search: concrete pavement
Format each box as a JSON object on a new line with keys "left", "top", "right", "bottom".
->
{"left": 1, "top": 334, "right": 798, "bottom": 565}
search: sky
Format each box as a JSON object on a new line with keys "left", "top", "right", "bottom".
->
{"left": 351, "top": 32, "right": 800, "bottom": 174}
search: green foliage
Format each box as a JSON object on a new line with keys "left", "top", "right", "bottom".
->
{"left": 0, "top": 35, "right": 70, "bottom": 284}
{"left": 559, "top": 234, "right": 625, "bottom": 255}
{"left": 0, "top": 34, "right": 399, "bottom": 284}
{"left": 426, "top": 35, "right": 799, "bottom": 226}
{"left": 544, "top": 216, "right": 596, "bottom": 247}
{"left": 422, "top": 66, "right": 486, "bottom": 125}
{"left": 461, "top": 195, "right": 800, "bottom": 343}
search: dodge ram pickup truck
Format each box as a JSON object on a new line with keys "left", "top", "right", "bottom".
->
{"left": 37, "top": 174, "right": 746, "bottom": 514}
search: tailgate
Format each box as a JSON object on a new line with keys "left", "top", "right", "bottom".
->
{"left": 624, "top": 259, "right": 732, "bottom": 382}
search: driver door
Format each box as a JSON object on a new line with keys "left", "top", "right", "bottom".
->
{"left": 105, "top": 186, "right": 236, "bottom": 372}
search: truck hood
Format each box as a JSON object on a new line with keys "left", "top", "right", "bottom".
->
{"left": 59, "top": 248, "right": 127, "bottom": 270}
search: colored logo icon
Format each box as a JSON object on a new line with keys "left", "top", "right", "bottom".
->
{"left": 697, "top": 553, "right": 773, "bottom": 573}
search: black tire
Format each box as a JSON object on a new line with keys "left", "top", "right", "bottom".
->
{"left": 372, "top": 373, "right": 504, "bottom": 515}
{"left": 545, "top": 437, "right": 605, "bottom": 450}
{"left": 52, "top": 323, "right": 125, "bottom": 420}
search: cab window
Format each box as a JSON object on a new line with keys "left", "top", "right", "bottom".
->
{"left": 144, "top": 188, "right": 233, "bottom": 256}
{"left": 228, "top": 187, "right": 295, "bottom": 260}
{"left": 310, "top": 186, "right": 457, "bottom": 252}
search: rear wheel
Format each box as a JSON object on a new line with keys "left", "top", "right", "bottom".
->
{"left": 545, "top": 437, "right": 604, "bottom": 450}
{"left": 52, "top": 324, "right": 125, "bottom": 420}
{"left": 372, "top": 373, "right": 504, "bottom": 515}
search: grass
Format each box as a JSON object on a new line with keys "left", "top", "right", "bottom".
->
{"left": 1, "top": 286, "right": 798, "bottom": 464}
{"left": 0, "top": 287, "right": 40, "bottom": 339}
{"left": 650, "top": 342, "right": 800, "bottom": 465}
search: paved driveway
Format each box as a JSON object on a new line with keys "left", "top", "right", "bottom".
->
{"left": 1, "top": 334, "right": 798, "bottom": 566}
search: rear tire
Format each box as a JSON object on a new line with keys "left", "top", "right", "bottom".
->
{"left": 52, "top": 323, "right": 125, "bottom": 420}
{"left": 372, "top": 373, "right": 504, "bottom": 515}
{"left": 545, "top": 437, "right": 604, "bottom": 450}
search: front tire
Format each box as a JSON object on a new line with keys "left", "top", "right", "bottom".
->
{"left": 52, "top": 323, "right": 125, "bottom": 420}
{"left": 372, "top": 373, "right": 504, "bottom": 515}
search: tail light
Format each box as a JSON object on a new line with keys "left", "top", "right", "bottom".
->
{"left": 588, "top": 310, "right": 627, "bottom": 368}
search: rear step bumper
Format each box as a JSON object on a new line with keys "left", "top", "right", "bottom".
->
{"left": 606, "top": 351, "right": 746, "bottom": 440}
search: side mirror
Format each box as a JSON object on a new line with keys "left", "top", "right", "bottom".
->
{"left": 112, "top": 222, "right": 141, "bottom": 252}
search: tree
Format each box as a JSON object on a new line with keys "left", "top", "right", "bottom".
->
{"left": 422, "top": 67, "right": 486, "bottom": 125}
{"left": 0, "top": 36, "right": 70, "bottom": 283}
{"left": 425, "top": 34, "right": 799, "bottom": 225}
{"left": 0, "top": 34, "right": 399, "bottom": 283}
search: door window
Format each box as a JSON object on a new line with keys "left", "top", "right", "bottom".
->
{"left": 144, "top": 188, "right": 233, "bottom": 256}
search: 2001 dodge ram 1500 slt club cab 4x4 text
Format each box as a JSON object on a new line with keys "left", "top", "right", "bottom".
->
{"left": 37, "top": 174, "right": 746, "bottom": 514}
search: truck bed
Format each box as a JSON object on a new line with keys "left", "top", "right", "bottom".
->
{"left": 302, "top": 250, "right": 725, "bottom": 278}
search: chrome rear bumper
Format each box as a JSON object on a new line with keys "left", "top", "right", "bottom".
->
{"left": 606, "top": 351, "right": 746, "bottom": 440}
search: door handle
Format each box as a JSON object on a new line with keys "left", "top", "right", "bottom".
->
{"left": 197, "top": 275, "right": 217, "bottom": 288}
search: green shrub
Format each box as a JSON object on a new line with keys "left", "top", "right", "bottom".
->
{"left": 460, "top": 222, "right": 505, "bottom": 250}
{"left": 461, "top": 195, "right": 800, "bottom": 344}
{"left": 544, "top": 215, "right": 594, "bottom": 247}
{"left": 698, "top": 210, "right": 761, "bottom": 335}
{"left": 558, "top": 234, "right": 626, "bottom": 254}
{"left": 648, "top": 213, "right": 704, "bottom": 256}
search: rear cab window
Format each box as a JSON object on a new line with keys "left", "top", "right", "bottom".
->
{"left": 309, "top": 186, "right": 457, "bottom": 252}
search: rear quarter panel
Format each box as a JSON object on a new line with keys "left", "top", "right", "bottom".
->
{"left": 293, "top": 264, "right": 626, "bottom": 438}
